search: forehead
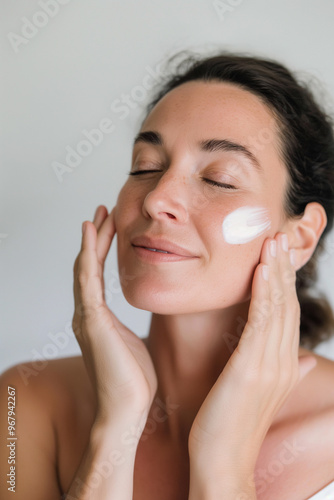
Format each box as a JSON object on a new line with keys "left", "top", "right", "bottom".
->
{"left": 142, "top": 80, "right": 279, "bottom": 146}
{"left": 138, "top": 81, "right": 287, "bottom": 191}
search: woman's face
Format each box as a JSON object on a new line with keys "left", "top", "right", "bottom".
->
{"left": 114, "top": 80, "right": 289, "bottom": 314}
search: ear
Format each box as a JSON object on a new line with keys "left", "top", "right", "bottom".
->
{"left": 286, "top": 202, "right": 327, "bottom": 270}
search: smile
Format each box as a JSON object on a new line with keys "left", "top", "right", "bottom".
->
{"left": 132, "top": 245, "right": 197, "bottom": 263}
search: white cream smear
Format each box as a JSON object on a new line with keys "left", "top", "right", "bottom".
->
{"left": 222, "top": 205, "right": 271, "bottom": 244}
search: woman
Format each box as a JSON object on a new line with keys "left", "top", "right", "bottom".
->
{"left": 1, "top": 51, "right": 334, "bottom": 500}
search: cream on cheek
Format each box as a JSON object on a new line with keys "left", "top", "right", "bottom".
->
{"left": 222, "top": 205, "right": 271, "bottom": 244}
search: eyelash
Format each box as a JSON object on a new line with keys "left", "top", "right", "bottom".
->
{"left": 128, "top": 170, "right": 237, "bottom": 190}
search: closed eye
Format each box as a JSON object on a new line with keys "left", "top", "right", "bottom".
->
{"left": 202, "top": 178, "right": 237, "bottom": 190}
{"left": 128, "top": 170, "right": 237, "bottom": 190}
{"left": 128, "top": 169, "right": 162, "bottom": 176}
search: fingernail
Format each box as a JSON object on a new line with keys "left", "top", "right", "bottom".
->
{"left": 82, "top": 222, "right": 86, "bottom": 235}
{"left": 270, "top": 240, "right": 277, "bottom": 257}
{"left": 262, "top": 265, "right": 269, "bottom": 281}
{"left": 289, "top": 249, "right": 296, "bottom": 266}
{"left": 281, "top": 234, "right": 289, "bottom": 252}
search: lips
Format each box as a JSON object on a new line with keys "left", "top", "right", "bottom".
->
{"left": 131, "top": 235, "right": 196, "bottom": 258}
{"left": 143, "top": 248, "right": 171, "bottom": 254}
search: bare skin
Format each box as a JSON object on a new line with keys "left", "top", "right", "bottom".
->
{"left": 1, "top": 347, "right": 333, "bottom": 500}
{"left": 1, "top": 81, "right": 334, "bottom": 499}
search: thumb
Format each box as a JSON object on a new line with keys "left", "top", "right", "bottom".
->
{"left": 298, "top": 355, "right": 317, "bottom": 383}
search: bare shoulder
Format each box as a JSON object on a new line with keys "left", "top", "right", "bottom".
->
{"left": 1, "top": 355, "right": 94, "bottom": 412}
{"left": 7, "top": 354, "right": 97, "bottom": 445}
{"left": 298, "top": 346, "right": 334, "bottom": 410}
{"left": 0, "top": 354, "right": 96, "bottom": 447}
{"left": 274, "top": 346, "right": 334, "bottom": 427}
{"left": 258, "top": 346, "right": 334, "bottom": 499}
{"left": 0, "top": 356, "right": 96, "bottom": 498}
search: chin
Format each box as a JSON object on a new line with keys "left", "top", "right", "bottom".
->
{"left": 121, "top": 284, "right": 245, "bottom": 316}
{"left": 122, "top": 286, "right": 190, "bottom": 314}
{"left": 117, "top": 259, "right": 254, "bottom": 314}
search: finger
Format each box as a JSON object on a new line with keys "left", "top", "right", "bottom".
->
{"left": 263, "top": 234, "right": 286, "bottom": 360}
{"left": 275, "top": 233, "right": 300, "bottom": 358}
{"left": 236, "top": 239, "right": 271, "bottom": 367}
{"left": 77, "top": 221, "right": 104, "bottom": 311}
{"left": 261, "top": 233, "right": 296, "bottom": 369}
{"left": 73, "top": 220, "right": 98, "bottom": 313}
{"left": 278, "top": 233, "right": 299, "bottom": 342}
{"left": 93, "top": 205, "right": 109, "bottom": 230}
{"left": 95, "top": 206, "right": 117, "bottom": 265}
{"left": 277, "top": 233, "right": 296, "bottom": 300}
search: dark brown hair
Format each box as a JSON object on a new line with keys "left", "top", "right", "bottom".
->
{"left": 141, "top": 49, "right": 334, "bottom": 349}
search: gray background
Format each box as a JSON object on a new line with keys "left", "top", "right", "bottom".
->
{"left": 1, "top": 0, "right": 334, "bottom": 372}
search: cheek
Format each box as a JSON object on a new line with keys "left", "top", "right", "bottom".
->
{"left": 222, "top": 205, "right": 271, "bottom": 244}
{"left": 115, "top": 184, "right": 138, "bottom": 226}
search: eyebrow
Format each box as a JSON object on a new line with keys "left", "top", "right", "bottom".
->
{"left": 133, "top": 130, "right": 263, "bottom": 173}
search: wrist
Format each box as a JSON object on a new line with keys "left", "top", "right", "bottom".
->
{"left": 91, "top": 412, "right": 148, "bottom": 453}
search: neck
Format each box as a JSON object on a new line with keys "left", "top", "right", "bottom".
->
{"left": 144, "top": 301, "right": 251, "bottom": 445}
{"left": 143, "top": 304, "right": 309, "bottom": 447}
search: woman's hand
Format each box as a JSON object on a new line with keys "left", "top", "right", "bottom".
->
{"left": 72, "top": 205, "right": 158, "bottom": 428}
{"left": 188, "top": 232, "right": 317, "bottom": 481}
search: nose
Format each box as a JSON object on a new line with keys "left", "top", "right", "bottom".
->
{"left": 142, "top": 168, "right": 189, "bottom": 223}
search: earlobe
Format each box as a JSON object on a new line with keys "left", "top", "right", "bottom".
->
{"left": 290, "top": 202, "right": 327, "bottom": 269}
